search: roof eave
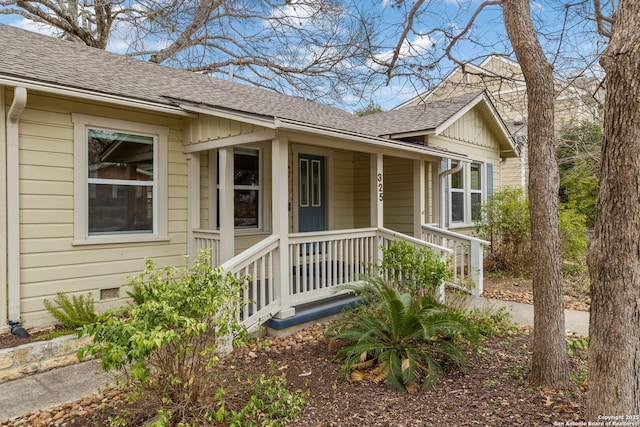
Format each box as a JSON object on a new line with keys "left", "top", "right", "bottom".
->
{"left": 0, "top": 74, "right": 194, "bottom": 117}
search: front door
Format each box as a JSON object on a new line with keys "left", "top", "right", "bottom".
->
{"left": 298, "top": 154, "right": 326, "bottom": 232}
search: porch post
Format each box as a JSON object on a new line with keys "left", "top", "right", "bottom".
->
{"left": 272, "top": 136, "right": 293, "bottom": 318}
{"left": 218, "top": 146, "right": 235, "bottom": 262}
{"left": 186, "top": 153, "right": 200, "bottom": 258}
{"left": 370, "top": 153, "right": 384, "bottom": 228}
{"left": 431, "top": 160, "right": 442, "bottom": 227}
{"left": 413, "top": 160, "right": 426, "bottom": 239}
{"left": 371, "top": 153, "right": 384, "bottom": 267}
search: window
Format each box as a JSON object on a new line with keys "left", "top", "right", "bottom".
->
{"left": 73, "top": 115, "right": 168, "bottom": 244}
{"left": 448, "top": 160, "right": 484, "bottom": 225}
{"left": 216, "top": 147, "right": 262, "bottom": 229}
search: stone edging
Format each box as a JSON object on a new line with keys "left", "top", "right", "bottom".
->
{"left": 0, "top": 334, "right": 91, "bottom": 383}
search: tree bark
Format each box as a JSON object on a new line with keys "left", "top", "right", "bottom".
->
{"left": 587, "top": 0, "right": 640, "bottom": 419}
{"left": 502, "top": 0, "right": 568, "bottom": 388}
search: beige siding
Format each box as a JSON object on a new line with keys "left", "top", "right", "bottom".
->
{"left": 383, "top": 157, "right": 414, "bottom": 236}
{"left": 353, "top": 153, "right": 371, "bottom": 228}
{"left": 441, "top": 107, "right": 501, "bottom": 149}
{"left": 333, "top": 150, "right": 355, "bottom": 230}
{"left": 0, "top": 88, "right": 7, "bottom": 330}
{"left": 184, "top": 115, "right": 263, "bottom": 145}
{"left": 16, "top": 91, "right": 188, "bottom": 327}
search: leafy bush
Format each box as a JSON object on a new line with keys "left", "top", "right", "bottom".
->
{"left": 475, "top": 188, "right": 531, "bottom": 274}
{"left": 43, "top": 292, "right": 97, "bottom": 330}
{"left": 559, "top": 206, "right": 589, "bottom": 263}
{"left": 378, "top": 240, "right": 452, "bottom": 301}
{"left": 475, "top": 188, "right": 589, "bottom": 275}
{"left": 79, "top": 251, "right": 250, "bottom": 426}
{"left": 226, "top": 373, "right": 309, "bottom": 427}
{"left": 327, "top": 277, "right": 478, "bottom": 392}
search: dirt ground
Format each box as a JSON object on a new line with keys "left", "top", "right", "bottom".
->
{"left": 0, "top": 277, "right": 591, "bottom": 426}
{"left": 1, "top": 324, "right": 588, "bottom": 427}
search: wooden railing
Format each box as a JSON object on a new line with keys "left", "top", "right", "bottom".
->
{"left": 193, "top": 229, "right": 221, "bottom": 266}
{"left": 421, "top": 224, "right": 490, "bottom": 295}
{"left": 287, "top": 228, "right": 377, "bottom": 306}
{"left": 194, "top": 225, "right": 483, "bottom": 330}
{"left": 219, "top": 234, "right": 281, "bottom": 331}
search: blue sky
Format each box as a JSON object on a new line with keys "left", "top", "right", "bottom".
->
{"left": 0, "top": 0, "right": 602, "bottom": 112}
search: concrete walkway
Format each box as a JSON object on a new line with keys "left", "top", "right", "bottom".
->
{"left": 0, "top": 297, "right": 590, "bottom": 420}
{"left": 464, "top": 296, "right": 589, "bottom": 336}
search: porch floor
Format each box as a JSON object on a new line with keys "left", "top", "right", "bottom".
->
{"left": 263, "top": 294, "right": 361, "bottom": 334}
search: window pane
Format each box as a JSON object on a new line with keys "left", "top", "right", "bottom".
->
{"left": 88, "top": 129, "right": 153, "bottom": 181}
{"left": 451, "top": 192, "right": 464, "bottom": 222}
{"left": 312, "top": 160, "right": 321, "bottom": 207}
{"left": 451, "top": 161, "right": 463, "bottom": 189}
{"left": 300, "top": 159, "right": 309, "bottom": 207}
{"left": 471, "top": 193, "right": 482, "bottom": 221}
{"left": 234, "top": 149, "right": 259, "bottom": 186}
{"left": 89, "top": 184, "right": 153, "bottom": 234}
{"left": 235, "top": 190, "right": 259, "bottom": 228}
{"left": 471, "top": 163, "right": 482, "bottom": 190}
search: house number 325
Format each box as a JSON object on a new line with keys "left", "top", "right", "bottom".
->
{"left": 377, "top": 173, "right": 384, "bottom": 201}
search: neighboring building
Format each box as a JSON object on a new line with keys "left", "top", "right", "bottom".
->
{"left": 397, "top": 55, "right": 601, "bottom": 190}
{"left": 0, "top": 25, "right": 518, "bottom": 332}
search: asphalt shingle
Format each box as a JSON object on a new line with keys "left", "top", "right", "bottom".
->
{"left": 0, "top": 24, "right": 481, "bottom": 139}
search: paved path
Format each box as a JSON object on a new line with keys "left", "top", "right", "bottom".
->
{"left": 463, "top": 296, "right": 589, "bottom": 336}
{"left": 0, "top": 297, "right": 590, "bottom": 420}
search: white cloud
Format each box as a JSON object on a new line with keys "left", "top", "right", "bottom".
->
{"left": 372, "top": 33, "right": 435, "bottom": 65}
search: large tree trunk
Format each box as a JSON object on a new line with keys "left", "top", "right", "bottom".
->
{"left": 502, "top": 0, "right": 568, "bottom": 388}
{"left": 587, "top": 0, "right": 640, "bottom": 419}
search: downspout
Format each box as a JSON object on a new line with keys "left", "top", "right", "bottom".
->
{"left": 6, "top": 87, "right": 28, "bottom": 338}
{"left": 437, "top": 160, "right": 464, "bottom": 229}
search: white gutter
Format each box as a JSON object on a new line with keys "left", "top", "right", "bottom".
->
{"left": 6, "top": 87, "right": 27, "bottom": 331}
{"left": 0, "top": 76, "right": 194, "bottom": 117}
{"left": 437, "top": 160, "right": 464, "bottom": 228}
{"left": 275, "top": 118, "right": 471, "bottom": 162}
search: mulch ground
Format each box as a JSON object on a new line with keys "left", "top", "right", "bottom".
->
{"left": 1, "top": 324, "right": 588, "bottom": 427}
{"left": 0, "top": 277, "right": 590, "bottom": 426}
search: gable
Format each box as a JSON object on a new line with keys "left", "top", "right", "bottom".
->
{"left": 440, "top": 105, "right": 501, "bottom": 151}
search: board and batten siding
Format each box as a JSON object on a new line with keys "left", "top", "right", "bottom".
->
{"left": 15, "top": 90, "right": 188, "bottom": 327}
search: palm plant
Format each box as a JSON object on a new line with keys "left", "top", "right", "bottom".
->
{"left": 327, "top": 277, "right": 478, "bottom": 392}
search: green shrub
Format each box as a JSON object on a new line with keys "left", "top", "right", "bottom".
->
{"left": 559, "top": 206, "right": 589, "bottom": 263}
{"left": 43, "top": 292, "right": 97, "bottom": 330}
{"left": 79, "top": 250, "right": 250, "bottom": 426}
{"left": 475, "top": 188, "right": 589, "bottom": 275}
{"left": 378, "top": 240, "right": 452, "bottom": 301}
{"left": 475, "top": 188, "right": 531, "bottom": 274}
{"left": 226, "top": 373, "right": 309, "bottom": 427}
{"left": 327, "top": 277, "right": 478, "bottom": 392}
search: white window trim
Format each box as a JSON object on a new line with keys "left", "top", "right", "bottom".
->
{"left": 72, "top": 114, "right": 169, "bottom": 245}
{"left": 448, "top": 160, "right": 486, "bottom": 228}
{"left": 211, "top": 146, "right": 265, "bottom": 234}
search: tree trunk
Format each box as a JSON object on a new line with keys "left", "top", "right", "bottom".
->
{"left": 502, "top": 0, "right": 568, "bottom": 388}
{"left": 587, "top": 0, "right": 640, "bottom": 419}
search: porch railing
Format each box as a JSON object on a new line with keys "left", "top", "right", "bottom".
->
{"left": 219, "top": 234, "right": 281, "bottom": 331}
{"left": 194, "top": 225, "right": 485, "bottom": 330}
{"left": 287, "top": 227, "right": 453, "bottom": 306}
{"left": 421, "top": 224, "right": 490, "bottom": 296}
{"left": 193, "top": 229, "right": 221, "bottom": 267}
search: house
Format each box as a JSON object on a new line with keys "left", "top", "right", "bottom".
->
{"left": 0, "top": 24, "right": 518, "bottom": 334}
{"left": 397, "top": 55, "right": 602, "bottom": 190}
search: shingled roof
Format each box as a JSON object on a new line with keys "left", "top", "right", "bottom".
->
{"left": 0, "top": 24, "right": 507, "bottom": 146}
{"left": 354, "top": 92, "right": 484, "bottom": 136}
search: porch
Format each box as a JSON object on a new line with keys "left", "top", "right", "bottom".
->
{"left": 192, "top": 226, "right": 487, "bottom": 331}
{"left": 183, "top": 127, "right": 490, "bottom": 330}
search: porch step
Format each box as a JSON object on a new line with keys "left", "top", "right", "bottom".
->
{"left": 263, "top": 294, "right": 361, "bottom": 334}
